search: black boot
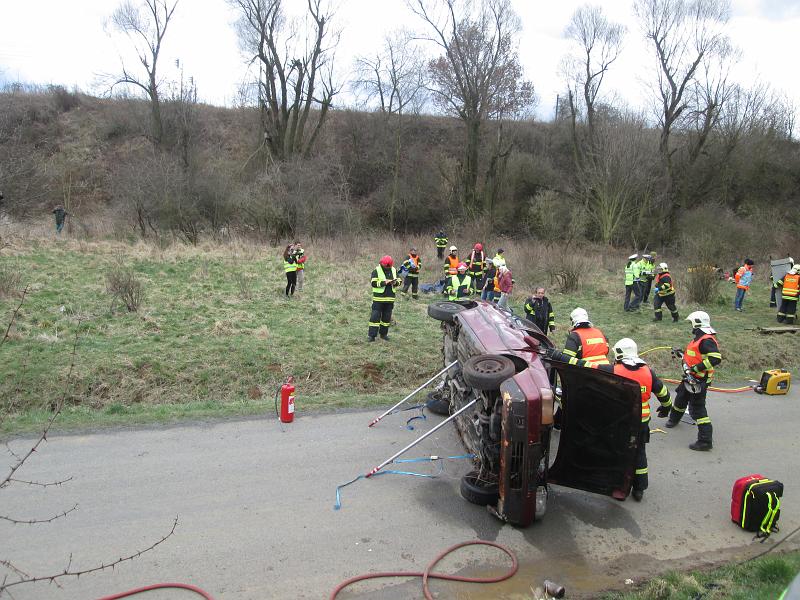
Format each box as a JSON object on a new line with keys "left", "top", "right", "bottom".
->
{"left": 672, "top": 312, "right": 679, "bottom": 322}
{"left": 664, "top": 418, "right": 680, "bottom": 428}
{"left": 632, "top": 489, "right": 644, "bottom": 501}
{"left": 689, "top": 440, "right": 713, "bottom": 451}
{"left": 652, "top": 312, "right": 662, "bottom": 322}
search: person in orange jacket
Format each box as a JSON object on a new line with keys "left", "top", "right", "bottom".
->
{"left": 733, "top": 258, "right": 754, "bottom": 311}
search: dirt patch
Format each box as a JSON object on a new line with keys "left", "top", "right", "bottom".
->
{"left": 361, "top": 362, "right": 385, "bottom": 383}
{"left": 265, "top": 363, "right": 282, "bottom": 373}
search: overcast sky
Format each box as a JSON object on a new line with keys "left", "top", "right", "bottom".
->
{"left": 1, "top": 0, "right": 799, "bottom": 122}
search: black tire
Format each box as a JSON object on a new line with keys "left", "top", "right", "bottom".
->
{"left": 460, "top": 470, "right": 499, "bottom": 506}
{"left": 427, "top": 301, "right": 466, "bottom": 322}
{"left": 462, "top": 354, "right": 515, "bottom": 390}
{"left": 425, "top": 390, "right": 450, "bottom": 416}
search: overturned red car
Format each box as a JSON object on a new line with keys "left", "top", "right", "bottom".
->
{"left": 426, "top": 300, "right": 642, "bottom": 526}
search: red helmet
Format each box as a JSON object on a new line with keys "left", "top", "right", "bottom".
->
{"left": 457, "top": 262, "right": 468, "bottom": 272}
{"left": 474, "top": 243, "right": 483, "bottom": 251}
{"left": 379, "top": 255, "right": 393, "bottom": 267}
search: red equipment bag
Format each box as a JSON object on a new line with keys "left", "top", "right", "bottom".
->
{"left": 731, "top": 474, "right": 783, "bottom": 538}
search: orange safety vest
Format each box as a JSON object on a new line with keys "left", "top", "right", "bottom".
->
{"left": 735, "top": 265, "right": 750, "bottom": 290}
{"left": 655, "top": 271, "right": 675, "bottom": 296}
{"left": 613, "top": 363, "right": 652, "bottom": 422}
{"left": 574, "top": 327, "right": 610, "bottom": 365}
{"left": 444, "top": 255, "right": 459, "bottom": 275}
{"left": 684, "top": 334, "right": 718, "bottom": 381}
{"left": 781, "top": 273, "right": 800, "bottom": 299}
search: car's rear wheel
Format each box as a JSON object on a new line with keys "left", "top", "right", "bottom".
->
{"left": 425, "top": 390, "right": 450, "bottom": 416}
{"left": 462, "top": 354, "right": 515, "bottom": 390}
{"left": 460, "top": 470, "right": 500, "bottom": 506}
{"left": 427, "top": 301, "right": 466, "bottom": 322}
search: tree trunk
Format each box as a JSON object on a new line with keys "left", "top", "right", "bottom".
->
{"left": 463, "top": 118, "right": 481, "bottom": 214}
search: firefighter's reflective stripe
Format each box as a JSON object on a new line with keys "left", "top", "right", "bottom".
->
{"left": 778, "top": 273, "right": 800, "bottom": 299}
{"left": 696, "top": 416, "right": 712, "bottom": 425}
{"left": 575, "top": 328, "right": 610, "bottom": 365}
{"left": 435, "top": 237, "right": 448, "bottom": 248}
{"left": 655, "top": 272, "right": 675, "bottom": 296}
{"left": 444, "top": 256, "right": 459, "bottom": 275}
{"left": 635, "top": 467, "right": 648, "bottom": 475}
{"left": 613, "top": 363, "right": 653, "bottom": 422}
{"left": 371, "top": 266, "right": 397, "bottom": 302}
{"left": 684, "top": 334, "right": 719, "bottom": 380}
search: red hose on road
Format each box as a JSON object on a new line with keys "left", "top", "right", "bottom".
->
{"left": 329, "top": 539, "right": 518, "bottom": 600}
{"left": 96, "top": 582, "right": 215, "bottom": 600}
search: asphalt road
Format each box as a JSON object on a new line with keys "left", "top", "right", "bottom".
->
{"left": 3, "top": 385, "right": 799, "bottom": 600}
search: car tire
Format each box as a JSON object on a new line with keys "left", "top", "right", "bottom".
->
{"left": 462, "top": 354, "right": 516, "bottom": 390}
{"left": 426, "top": 390, "right": 450, "bottom": 416}
{"left": 427, "top": 301, "right": 466, "bottom": 323}
{"left": 460, "top": 470, "right": 500, "bottom": 506}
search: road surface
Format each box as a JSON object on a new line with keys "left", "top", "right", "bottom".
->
{"left": 3, "top": 386, "right": 799, "bottom": 599}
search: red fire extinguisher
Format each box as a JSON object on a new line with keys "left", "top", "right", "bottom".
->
{"left": 279, "top": 376, "right": 295, "bottom": 423}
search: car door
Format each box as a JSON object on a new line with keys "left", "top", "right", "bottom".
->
{"left": 544, "top": 361, "right": 641, "bottom": 500}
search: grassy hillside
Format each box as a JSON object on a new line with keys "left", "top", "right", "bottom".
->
{"left": 1, "top": 232, "right": 797, "bottom": 432}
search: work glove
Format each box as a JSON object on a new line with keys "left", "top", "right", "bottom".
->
{"left": 656, "top": 403, "right": 672, "bottom": 418}
{"left": 540, "top": 347, "right": 558, "bottom": 360}
{"left": 549, "top": 325, "right": 556, "bottom": 332}
{"left": 671, "top": 348, "right": 684, "bottom": 360}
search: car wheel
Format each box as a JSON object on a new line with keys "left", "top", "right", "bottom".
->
{"left": 426, "top": 390, "right": 450, "bottom": 416}
{"left": 427, "top": 301, "right": 466, "bottom": 322}
{"left": 460, "top": 470, "right": 500, "bottom": 506}
{"left": 462, "top": 354, "right": 515, "bottom": 390}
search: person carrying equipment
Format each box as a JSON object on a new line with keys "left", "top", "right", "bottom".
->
{"left": 443, "top": 246, "right": 460, "bottom": 277}
{"left": 775, "top": 264, "right": 800, "bottom": 324}
{"left": 733, "top": 258, "right": 754, "bottom": 311}
{"left": 400, "top": 248, "right": 422, "bottom": 299}
{"left": 563, "top": 307, "right": 610, "bottom": 366}
{"left": 434, "top": 230, "right": 448, "bottom": 260}
{"left": 446, "top": 263, "right": 472, "bottom": 300}
{"left": 652, "top": 262, "right": 679, "bottom": 322}
{"left": 368, "top": 256, "right": 401, "bottom": 342}
{"left": 543, "top": 338, "right": 672, "bottom": 501}
{"left": 466, "top": 243, "right": 486, "bottom": 293}
{"left": 662, "top": 311, "right": 722, "bottom": 451}
{"left": 293, "top": 240, "right": 307, "bottom": 292}
{"left": 624, "top": 254, "right": 641, "bottom": 312}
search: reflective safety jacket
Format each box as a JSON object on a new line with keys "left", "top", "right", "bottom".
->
{"left": 684, "top": 332, "right": 722, "bottom": 382}
{"left": 564, "top": 326, "right": 610, "bottom": 365}
{"left": 612, "top": 363, "right": 670, "bottom": 422}
{"left": 283, "top": 257, "right": 297, "bottom": 273}
{"left": 776, "top": 272, "right": 800, "bottom": 300}
{"left": 444, "top": 255, "right": 459, "bottom": 275}
{"left": 655, "top": 271, "right": 675, "bottom": 296}
{"left": 447, "top": 274, "right": 472, "bottom": 300}
{"left": 624, "top": 261, "right": 636, "bottom": 285}
{"left": 371, "top": 265, "right": 398, "bottom": 302}
{"left": 492, "top": 253, "right": 506, "bottom": 269}
{"left": 467, "top": 250, "right": 485, "bottom": 274}
{"left": 523, "top": 296, "right": 555, "bottom": 333}
{"left": 435, "top": 235, "right": 448, "bottom": 248}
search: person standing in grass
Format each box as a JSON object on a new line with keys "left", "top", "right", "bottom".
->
{"left": 652, "top": 262, "right": 680, "bottom": 322}
{"left": 733, "top": 258, "right": 754, "bottom": 311}
{"left": 523, "top": 287, "right": 555, "bottom": 334}
{"left": 293, "top": 241, "right": 307, "bottom": 292}
{"left": 480, "top": 259, "right": 496, "bottom": 301}
{"left": 52, "top": 205, "right": 68, "bottom": 234}
{"left": 400, "top": 247, "right": 422, "bottom": 299}
{"left": 775, "top": 263, "right": 800, "bottom": 324}
{"left": 639, "top": 254, "right": 655, "bottom": 304}
{"left": 283, "top": 244, "right": 298, "bottom": 297}
{"left": 496, "top": 264, "right": 513, "bottom": 309}
{"left": 624, "top": 254, "right": 639, "bottom": 311}
{"left": 434, "top": 230, "right": 448, "bottom": 260}
{"left": 368, "top": 255, "right": 400, "bottom": 342}
{"left": 446, "top": 263, "right": 472, "bottom": 300}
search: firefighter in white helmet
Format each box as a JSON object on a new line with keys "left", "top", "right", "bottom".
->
{"left": 652, "top": 263, "right": 679, "bottom": 322}
{"left": 662, "top": 311, "right": 721, "bottom": 451}
{"left": 542, "top": 337, "right": 671, "bottom": 501}
{"left": 563, "top": 308, "right": 609, "bottom": 366}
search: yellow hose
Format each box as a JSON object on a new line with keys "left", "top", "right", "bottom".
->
{"left": 642, "top": 347, "right": 753, "bottom": 393}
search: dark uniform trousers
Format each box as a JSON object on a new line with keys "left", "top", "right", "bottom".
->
{"left": 368, "top": 302, "right": 394, "bottom": 338}
{"left": 401, "top": 275, "right": 419, "bottom": 298}
{"left": 635, "top": 422, "right": 650, "bottom": 491}
{"left": 653, "top": 294, "right": 679, "bottom": 321}
{"left": 669, "top": 381, "right": 713, "bottom": 442}
{"left": 777, "top": 298, "right": 797, "bottom": 324}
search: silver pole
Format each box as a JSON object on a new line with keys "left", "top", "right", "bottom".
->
{"left": 367, "top": 360, "right": 458, "bottom": 427}
{"left": 365, "top": 398, "right": 477, "bottom": 477}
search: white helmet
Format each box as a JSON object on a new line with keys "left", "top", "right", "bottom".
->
{"left": 686, "top": 310, "right": 715, "bottom": 334}
{"left": 659, "top": 262, "right": 668, "bottom": 270}
{"left": 613, "top": 338, "right": 645, "bottom": 365}
{"left": 570, "top": 307, "right": 590, "bottom": 328}
{"left": 792, "top": 264, "right": 800, "bottom": 274}
{"left": 449, "top": 245, "right": 458, "bottom": 252}
{"left": 628, "top": 254, "right": 638, "bottom": 260}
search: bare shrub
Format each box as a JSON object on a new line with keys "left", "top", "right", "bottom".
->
{"left": 684, "top": 265, "right": 721, "bottom": 304}
{"left": 105, "top": 267, "right": 144, "bottom": 312}
{"left": 0, "top": 262, "right": 22, "bottom": 297}
{"left": 49, "top": 85, "right": 82, "bottom": 113}
{"left": 545, "top": 253, "right": 587, "bottom": 292}
{"left": 233, "top": 271, "right": 254, "bottom": 300}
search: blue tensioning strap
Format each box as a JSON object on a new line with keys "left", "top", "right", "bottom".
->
{"left": 333, "top": 454, "right": 477, "bottom": 510}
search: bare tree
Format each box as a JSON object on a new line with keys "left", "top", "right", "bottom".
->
{"left": 353, "top": 30, "right": 427, "bottom": 230}
{"left": 409, "top": 0, "right": 535, "bottom": 214}
{"left": 229, "top": 0, "right": 340, "bottom": 161}
{"left": 634, "top": 0, "right": 731, "bottom": 173}
{"left": 561, "top": 4, "right": 625, "bottom": 166}
{"left": 107, "top": 0, "right": 179, "bottom": 144}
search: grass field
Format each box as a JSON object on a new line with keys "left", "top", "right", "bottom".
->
{"left": 0, "top": 232, "right": 796, "bottom": 433}
{"left": 601, "top": 548, "right": 800, "bottom": 599}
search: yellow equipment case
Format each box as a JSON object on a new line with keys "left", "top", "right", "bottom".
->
{"left": 755, "top": 369, "right": 791, "bottom": 395}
